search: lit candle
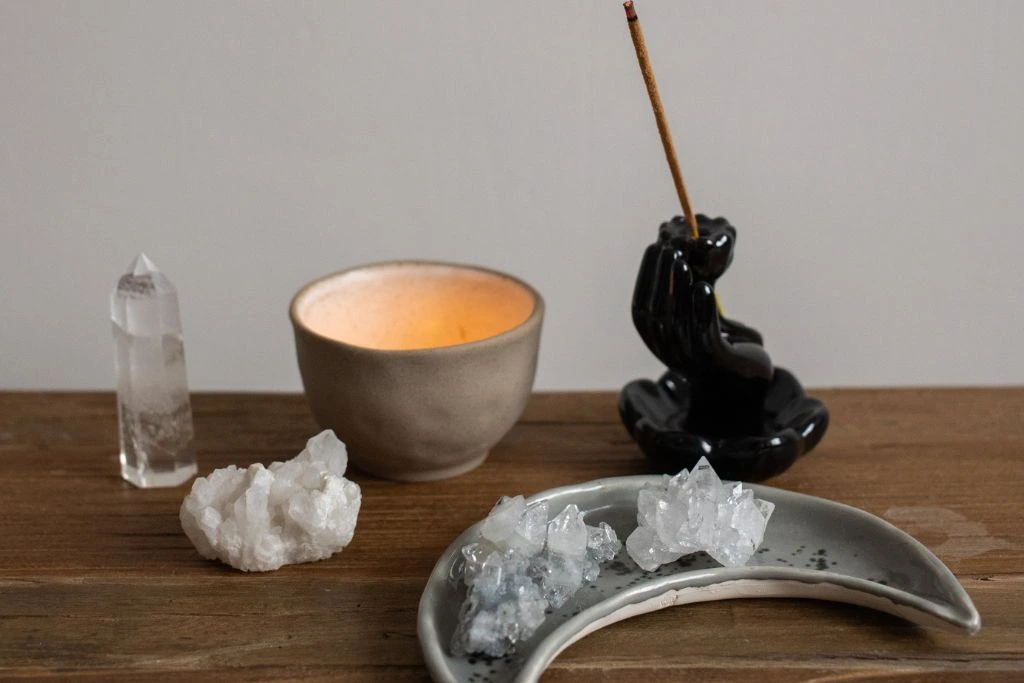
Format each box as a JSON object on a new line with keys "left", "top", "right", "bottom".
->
{"left": 299, "top": 263, "right": 535, "bottom": 350}
{"left": 289, "top": 261, "right": 544, "bottom": 482}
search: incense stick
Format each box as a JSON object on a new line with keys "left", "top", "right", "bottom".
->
{"left": 624, "top": 1, "right": 699, "bottom": 239}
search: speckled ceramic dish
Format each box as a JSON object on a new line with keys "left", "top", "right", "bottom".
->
{"left": 418, "top": 476, "right": 980, "bottom": 683}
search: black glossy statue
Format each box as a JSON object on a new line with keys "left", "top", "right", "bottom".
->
{"left": 619, "top": 214, "right": 829, "bottom": 481}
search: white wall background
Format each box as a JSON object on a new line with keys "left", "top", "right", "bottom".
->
{"left": 2, "top": 1, "right": 1022, "bottom": 391}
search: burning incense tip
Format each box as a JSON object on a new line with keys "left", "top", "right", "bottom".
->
{"left": 623, "top": 1, "right": 637, "bottom": 22}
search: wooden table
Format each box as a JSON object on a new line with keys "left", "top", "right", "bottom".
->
{"left": 1, "top": 389, "right": 1021, "bottom": 681}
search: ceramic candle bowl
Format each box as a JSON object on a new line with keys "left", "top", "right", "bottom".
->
{"left": 290, "top": 261, "right": 544, "bottom": 482}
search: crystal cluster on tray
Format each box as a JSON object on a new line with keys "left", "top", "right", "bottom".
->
{"left": 451, "top": 496, "right": 622, "bottom": 658}
{"left": 625, "top": 456, "right": 774, "bottom": 571}
{"left": 452, "top": 457, "right": 773, "bottom": 658}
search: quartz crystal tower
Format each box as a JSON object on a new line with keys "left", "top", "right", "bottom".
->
{"left": 111, "top": 254, "right": 197, "bottom": 487}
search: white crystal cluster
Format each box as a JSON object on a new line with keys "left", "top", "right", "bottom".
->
{"left": 180, "top": 430, "right": 360, "bottom": 572}
{"left": 626, "top": 456, "right": 774, "bottom": 571}
{"left": 452, "top": 496, "right": 621, "bottom": 657}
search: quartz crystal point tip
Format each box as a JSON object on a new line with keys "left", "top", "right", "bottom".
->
{"left": 116, "top": 253, "right": 175, "bottom": 301}
{"left": 131, "top": 252, "right": 158, "bottom": 276}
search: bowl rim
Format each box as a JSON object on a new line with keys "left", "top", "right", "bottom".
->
{"left": 289, "top": 259, "right": 545, "bottom": 356}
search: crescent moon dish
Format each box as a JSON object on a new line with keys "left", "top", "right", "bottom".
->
{"left": 418, "top": 476, "right": 979, "bottom": 683}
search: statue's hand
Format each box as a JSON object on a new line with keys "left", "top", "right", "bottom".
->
{"left": 631, "top": 214, "right": 770, "bottom": 382}
{"left": 658, "top": 214, "right": 736, "bottom": 284}
{"left": 691, "top": 282, "right": 773, "bottom": 382}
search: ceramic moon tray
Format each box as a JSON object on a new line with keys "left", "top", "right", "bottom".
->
{"left": 418, "top": 476, "right": 980, "bottom": 683}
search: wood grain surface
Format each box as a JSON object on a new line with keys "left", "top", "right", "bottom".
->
{"left": 0, "top": 389, "right": 1021, "bottom": 681}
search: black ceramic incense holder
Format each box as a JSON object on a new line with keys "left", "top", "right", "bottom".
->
{"left": 619, "top": 215, "right": 828, "bottom": 481}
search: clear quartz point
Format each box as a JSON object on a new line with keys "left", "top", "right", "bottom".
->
{"left": 111, "top": 254, "right": 197, "bottom": 487}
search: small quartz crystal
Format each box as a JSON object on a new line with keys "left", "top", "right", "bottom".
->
{"left": 452, "top": 497, "right": 622, "bottom": 658}
{"left": 111, "top": 254, "right": 197, "bottom": 488}
{"left": 179, "top": 430, "right": 360, "bottom": 572}
{"left": 626, "top": 456, "right": 774, "bottom": 571}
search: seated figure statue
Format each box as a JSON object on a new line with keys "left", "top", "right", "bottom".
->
{"left": 619, "top": 215, "right": 829, "bottom": 481}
